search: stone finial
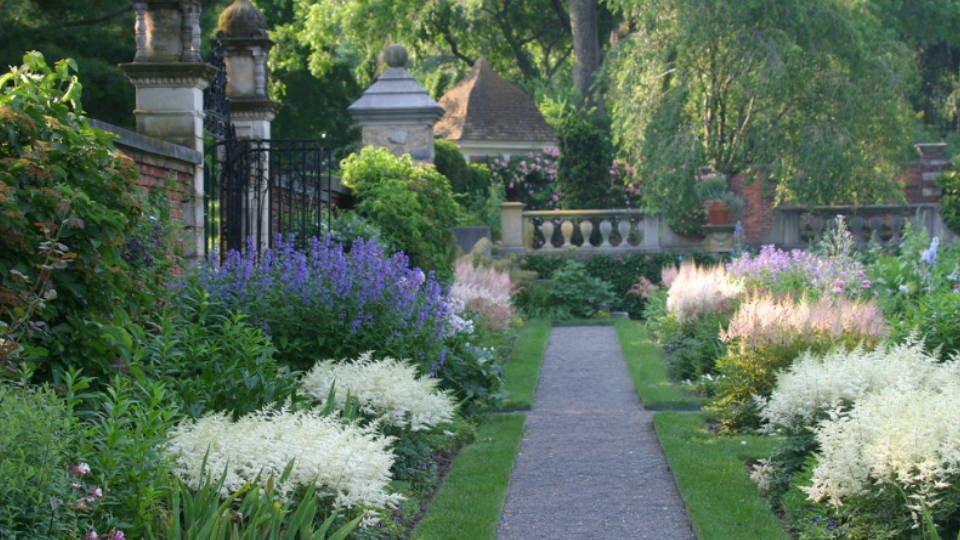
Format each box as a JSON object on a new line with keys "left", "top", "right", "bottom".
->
{"left": 218, "top": 0, "right": 268, "bottom": 39}
{"left": 384, "top": 44, "right": 409, "bottom": 68}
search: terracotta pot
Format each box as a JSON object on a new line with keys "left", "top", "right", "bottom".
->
{"left": 704, "top": 200, "right": 731, "bottom": 225}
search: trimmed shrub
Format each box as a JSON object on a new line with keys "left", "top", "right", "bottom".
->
{"left": 557, "top": 113, "right": 611, "bottom": 210}
{"left": 341, "top": 147, "right": 460, "bottom": 282}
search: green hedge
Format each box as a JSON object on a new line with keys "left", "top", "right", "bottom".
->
{"left": 520, "top": 252, "right": 717, "bottom": 317}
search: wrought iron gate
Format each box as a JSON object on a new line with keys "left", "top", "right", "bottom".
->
{"left": 202, "top": 41, "right": 332, "bottom": 258}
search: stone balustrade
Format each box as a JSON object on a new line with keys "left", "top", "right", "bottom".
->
{"left": 498, "top": 202, "right": 957, "bottom": 257}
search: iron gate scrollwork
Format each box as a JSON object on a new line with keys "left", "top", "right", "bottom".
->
{"left": 202, "top": 40, "right": 333, "bottom": 259}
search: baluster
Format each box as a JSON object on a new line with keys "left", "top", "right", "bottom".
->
{"left": 617, "top": 218, "right": 632, "bottom": 248}
{"left": 891, "top": 214, "right": 904, "bottom": 246}
{"left": 580, "top": 219, "right": 594, "bottom": 248}
{"left": 599, "top": 219, "right": 613, "bottom": 247}
{"left": 561, "top": 219, "right": 574, "bottom": 248}
{"left": 851, "top": 216, "right": 865, "bottom": 247}
{"left": 870, "top": 215, "right": 884, "bottom": 247}
{"left": 541, "top": 220, "right": 555, "bottom": 250}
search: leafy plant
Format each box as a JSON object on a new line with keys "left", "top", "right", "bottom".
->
{"left": 0, "top": 52, "right": 143, "bottom": 381}
{"left": 550, "top": 259, "right": 616, "bottom": 318}
{"left": 139, "top": 289, "right": 302, "bottom": 420}
{"left": 149, "top": 463, "right": 362, "bottom": 540}
{"left": 341, "top": 146, "right": 460, "bottom": 282}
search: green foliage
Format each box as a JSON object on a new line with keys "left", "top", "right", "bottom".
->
{"left": 440, "top": 337, "right": 506, "bottom": 415}
{"left": 149, "top": 464, "right": 362, "bottom": 540}
{"left": 0, "top": 384, "right": 78, "bottom": 538}
{"left": 510, "top": 280, "right": 573, "bottom": 321}
{"left": 549, "top": 259, "right": 616, "bottom": 317}
{"left": 68, "top": 372, "right": 180, "bottom": 537}
{"left": 937, "top": 160, "right": 960, "bottom": 235}
{"left": 557, "top": 113, "right": 611, "bottom": 209}
{"left": 323, "top": 210, "right": 385, "bottom": 253}
{"left": 609, "top": 0, "right": 915, "bottom": 208}
{"left": 655, "top": 312, "right": 724, "bottom": 381}
{"left": 0, "top": 52, "right": 144, "bottom": 380}
{"left": 522, "top": 253, "right": 715, "bottom": 318}
{"left": 434, "top": 140, "right": 487, "bottom": 195}
{"left": 138, "top": 291, "right": 302, "bottom": 420}
{"left": 0, "top": 1, "right": 135, "bottom": 128}
{"left": 341, "top": 147, "right": 461, "bottom": 282}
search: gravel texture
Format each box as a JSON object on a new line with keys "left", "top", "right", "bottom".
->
{"left": 496, "top": 325, "right": 697, "bottom": 539}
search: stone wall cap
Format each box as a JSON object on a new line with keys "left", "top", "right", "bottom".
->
{"left": 88, "top": 119, "right": 202, "bottom": 165}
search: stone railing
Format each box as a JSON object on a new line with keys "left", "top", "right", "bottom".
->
{"left": 498, "top": 202, "right": 957, "bottom": 257}
{"left": 498, "top": 203, "right": 733, "bottom": 256}
{"left": 760, "top": 204, "right": 956, "bottom": 251}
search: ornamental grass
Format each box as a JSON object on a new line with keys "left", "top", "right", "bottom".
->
{"left": 709, "top": 293, "right": 887, "bottom": 432}
{"left": 449, "top": 258, "right": 514, "bottom": 331}
{"left": 665, "top": 261, "right": 743, "bottom": 325}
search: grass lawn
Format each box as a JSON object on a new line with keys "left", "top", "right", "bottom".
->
{"left": 500, "top": 318, "right": 551, "bottom": 410}
{"left": 654, "top": 411, "right": 789, "bottom": 540}
{"left": 409, "top": 413, "right": 525, "bottom": 540}
{"left": 615, "top": 318, "right": 705, "bottom": 408}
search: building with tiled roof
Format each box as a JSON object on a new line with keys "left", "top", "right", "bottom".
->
{"left": 434, "top": 58, "right": 557, "bottom": 162}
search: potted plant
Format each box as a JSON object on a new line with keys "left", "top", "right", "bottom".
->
{"left": 695, "top": 174, "right": 744, "bottom": 225}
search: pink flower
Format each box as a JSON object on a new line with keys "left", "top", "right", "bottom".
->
{"left": 72, "top": 463, "right": 91, "bottom": 476}
{"left": 830, "top": 280, "right": 846, "bottom": 288}
{"left": 862, "top": 281, "right": 872, "bottom": 289}
{"left": 108, "top": 530, "right": 125, "bottom": 540}
{"left": 89, "top": 487, "right": 103, "bottom": 498}
{"left": 832, "top": 287, "right": 843, "bottom": 294}
{"left": 85, "top": 530, "right": 99, "bottom": 540}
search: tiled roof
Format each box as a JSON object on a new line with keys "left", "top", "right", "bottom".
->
{"left": 435, "top": 58, "right": 556, "bottom": 143}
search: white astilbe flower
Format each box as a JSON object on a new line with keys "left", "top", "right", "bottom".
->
{"left": 759, "top": 341, "right": 960, "bottom": 430}
{"left": 166, "top": 408, "right": 401, "bottom": 512}
{"left": 301, "top": 353, "right": 456, "bottom": 431}
{"left": 803, "top": 383, "right": 960, "bottom": 518}
{"left": 666, "top": 262, "right": 743, "bottom": 324}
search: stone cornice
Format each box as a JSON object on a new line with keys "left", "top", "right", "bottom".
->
{"left": 230, "top": 98, "right": 282, "bottom": 119}
{"left": 120, "top": 62, "right": 218, "bottom": 90}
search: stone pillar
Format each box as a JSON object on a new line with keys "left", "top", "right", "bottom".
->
{"left": 499, "top": 202, "right": 527, "bottom": 256}
{"left": 217, "top": 0, "right": 281, "bottom": 140}
{"left": 905, "top": 143, "right": 949, "bottom": 204}
{"left": 122, "top": 0, "right": 216, "bottom": 260}
{"left": 216, "top": 0, "right": 282, "bottom": 251}
{"left": 348, "top": 44, "right": 445, "bottom": 164}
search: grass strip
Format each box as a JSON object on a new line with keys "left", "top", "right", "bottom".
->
{"left": 410, "top": 413, "right": 526, "bottom": 540}
{"left": 654, "top": 411, "right": 789, "bottom": 540}
{"left": 500, "top": 319, "right": 551, "bottom": 410}
{"left": 615, "top": 318, "right": 705, "bottom": 407}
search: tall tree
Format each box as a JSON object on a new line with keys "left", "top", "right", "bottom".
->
{"left": 607, "top": 0, "right": 917, "bottom": 210}
{"left": 569, "top": 0, "right": 603, "bottom": 115}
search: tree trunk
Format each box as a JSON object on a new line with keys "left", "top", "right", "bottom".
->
{"left": 569, "top": 0, "right": 603, "bottom": 116}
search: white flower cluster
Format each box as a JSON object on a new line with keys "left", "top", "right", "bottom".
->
{"left": 666, "top": 262, "right": 743, "bottom": 324}
{"left": 758, "top": 341, "right": 959, "bottom": 429}
{"left": 804, "top": 383, "right": 960, "bottom": 514}
{"left": 166, "top": 408, "right": 401, "bottom": 511}
{"left": 443, "top": 296, "right": 475, "bottom": 337}
{"left": 301, "top": 353, "right": 457, "bottom": 431}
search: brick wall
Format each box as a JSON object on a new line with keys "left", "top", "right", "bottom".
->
{"left": 89, "top": 119, "right": 201, "bottom": 226}
{"left": 903, "top": 143, "right": 949, "bottom": 204}
{"left": 729, "top": 170, "right": 777, "bottom": 243}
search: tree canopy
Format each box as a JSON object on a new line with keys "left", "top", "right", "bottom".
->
{"left": 608, "top": 0, "right": 917, "bottom": 208}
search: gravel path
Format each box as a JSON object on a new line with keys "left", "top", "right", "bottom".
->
{"left": 496, "top": 325, "right": 697, "bottom": 540}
